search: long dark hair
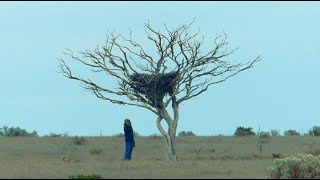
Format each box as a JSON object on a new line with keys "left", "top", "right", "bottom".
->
{"left": 124, "top": 118, "right": 131, "bottom": 126}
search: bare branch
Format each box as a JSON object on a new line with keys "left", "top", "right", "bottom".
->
{"left": 59, "top": 20, "right": 260, "bottom": 130}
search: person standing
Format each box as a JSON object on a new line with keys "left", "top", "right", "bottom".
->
{"left": 123, "top": 118, "right": 135, "bottom": 160}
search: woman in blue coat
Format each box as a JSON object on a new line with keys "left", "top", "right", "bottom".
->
{"left": 123, "top": 119, "right": 135, "bottom": 160}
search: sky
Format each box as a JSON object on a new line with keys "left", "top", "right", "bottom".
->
{"left": 0, "top": 1, "right": 319, "bottom": 136}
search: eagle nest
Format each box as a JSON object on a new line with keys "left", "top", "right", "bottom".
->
{"left": 128, "top": 71, "right": 180, "bottom": 108}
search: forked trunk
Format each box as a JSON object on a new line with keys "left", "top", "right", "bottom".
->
{"left": 163, "top": 128, "right": 177, "bottom": 160}
{"left": 156, "top": 104, "right": 179, "bottom": 161}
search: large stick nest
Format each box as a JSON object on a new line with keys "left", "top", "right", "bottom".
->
{"left": 128, "top": 71, "right": 180, "bottom": 108}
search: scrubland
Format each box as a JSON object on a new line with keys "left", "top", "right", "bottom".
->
{"left": 0, "top": 136, "right": 319, "bottom": 179}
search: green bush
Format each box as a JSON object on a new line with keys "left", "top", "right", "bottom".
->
{"left": 48, "top": 133, "right": 61, "bottom": 137}
{"left": 272, "top": 153, "right": 284, "bottom": 159}
{"left": 284, "top": 129, "right": 300, "bottom": 136}
{"left": 259, "top": 131, "right": 271, "bottom": 138}
{"left": 46, "top": 132, "right": 69, "bottom": 137}
{"left": 113, "top": 133, "right": 124, "bottom": 137}
{"left": 69, "top": 174, "right": 103, "bottom": 179}
{"left": 234, "top": 126, "right": 255, "bottom": 136}
{"left": 309, "top": 126, "right": 320, "bottom": 136}
{"left": 267, "top": 154, "right": 320, "bottom": 179}
{"left": 0, "top": 126, "right": 38, "bottom": 137}
{"left": 270, "top": 130, "right": 281, "bottom": 136}
{"left": 72, "top": 136, "right": 86, "bottom": 145}
{"left": 178, "top": 131, "right": 196, "bottom": 137}
{"left": 89, "top": 148, "right": 103, "bottom": 155}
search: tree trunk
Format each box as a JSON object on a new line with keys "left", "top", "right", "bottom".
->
{"left": 156, "top": 116, "right": 177, "bottom": 160}
{"left": 164, "top": 127, "right": 177, "bottom": 160}
{"left": 156, "top": 101, "right": 179, "bottom": 161}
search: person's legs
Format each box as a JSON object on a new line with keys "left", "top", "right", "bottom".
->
{"left": 124, "top": 142, "right": 131, "bottom": 160}
{"left": 128, "top": 142, "right": 134, "bottom": 160}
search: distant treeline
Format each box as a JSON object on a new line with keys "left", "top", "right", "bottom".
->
{"left": 0, "top": 125, "right": 38, "bottom": 137}
{"left": 1, "top": 125, "right": 320, "bottom": 137}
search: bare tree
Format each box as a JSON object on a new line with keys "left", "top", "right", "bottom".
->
{"left": 256, "top": 125, "right": 271, "bottom": 157}
{"left": 59, "top": 21, "right": 261, "bottom": 160}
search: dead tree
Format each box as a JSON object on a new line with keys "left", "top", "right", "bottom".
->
{"left": 59, "top": 21, "right": 261, "bottom": 160}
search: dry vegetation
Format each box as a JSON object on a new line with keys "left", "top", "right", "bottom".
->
{"left": 0, "top": 136, "right": 319, "bottom": 179}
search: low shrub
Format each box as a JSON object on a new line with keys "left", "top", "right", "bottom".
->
{"left": 89, "top": 148, "right": 103, "bottom": 155}
{"left": 72, "top": 136, "right": 86, "bottom": 145}
{"left": 284, "top": 130, "right": 300, "bottom": 136}
{"left": 69, "top": 174, "right": 103, "bottom": 179}
{"left": 259, "top": 131, "right": 271, "bottom": 138}
{"left": 113, "top": 133, "right": 124, "bottom": 137}
{"left": 46, "top": 132, "right": 69, "bottom": 137}
{"left": 178, "top": 131, "right": 196, "bottom": 137}
{"left": 270, "top": 130, "right": 281, "bottom": 136}
{"left": 267, "top": 153, "right": 320, "bottom": 179}
{"left": 272, "top": 153, "right": 284, "bottom": 159}
{"left": 234, "top": 126, "right": 255, "bottom": 136}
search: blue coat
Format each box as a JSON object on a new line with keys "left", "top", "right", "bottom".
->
{"left": 124, "top": 125, "right": 135, "bottom": 143}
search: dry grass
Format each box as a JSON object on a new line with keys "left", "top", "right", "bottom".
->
{"left": 0, "top": 136, "right": 319, "bottom": 179}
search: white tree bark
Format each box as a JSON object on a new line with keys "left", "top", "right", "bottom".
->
{"left": 156, "top": 100, "right": 179, "bottom": 160}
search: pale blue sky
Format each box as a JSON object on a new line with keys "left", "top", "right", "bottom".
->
{"left": 0, "top": 1, "right": 319, "bottom": 136}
